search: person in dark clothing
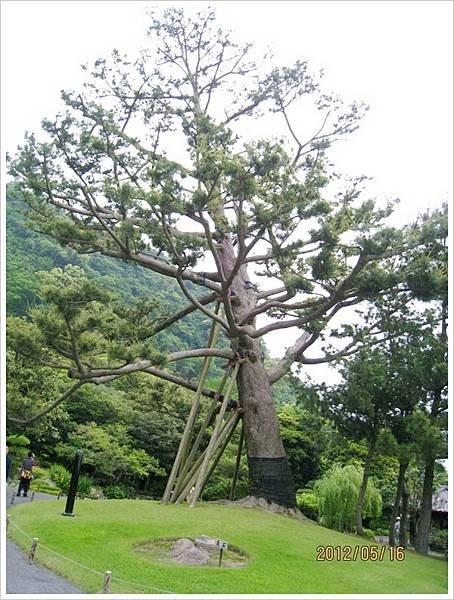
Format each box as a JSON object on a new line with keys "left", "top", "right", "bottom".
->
{"left": 6, "top": 446, "right": 13, "bottom": 482}
{"left": 17, "top": 451, "right": 37, "bottom": 497}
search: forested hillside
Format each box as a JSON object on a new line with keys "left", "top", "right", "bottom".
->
{"left": 7, "top": 186, "right": 222, "bottom": 380}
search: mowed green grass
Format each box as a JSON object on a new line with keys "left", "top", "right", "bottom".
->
{"left": 8, "top": 499, "right": 447, "bottom": 594}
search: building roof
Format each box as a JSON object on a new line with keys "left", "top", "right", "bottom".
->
{"left": 432, "top": 485, "right": 448, "bottom": 513}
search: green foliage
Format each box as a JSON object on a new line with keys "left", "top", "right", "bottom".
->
{"left": 429, "top": 527, "right": 448, "bottom": 555}
{"left": 77, "top": 475, "right": 94, "bottom": 498}
{"left": 278, "top": 404, "right": 329, "bottom": 488}
{"left": 6, "top": 434, "right": 30, "bottom": 448}
{"left": 103, "top": 484, "right": 132, "bottom": 499}
{"left": 30, "top": 466, "right": 48, "bottom": 481}
{"left": 54, "top": 422, "right": 165, "bottom": 486}
{"left": 362, "top": 528, "right": 376, "bottom": 540}
{"left": 49, "top": 464, "right": 71, "bottom": 492}
{"left": 314, "top": 464, "right": 382, "bottom": 532}
{"left": 30, "top": 480, "right": 60, "bottom": 495}
{"left": 296, "top": 489, "right": 319, "bottom": 520}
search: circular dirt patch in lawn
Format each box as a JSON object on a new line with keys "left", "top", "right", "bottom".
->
{"left": 133, "top": 536, "right": 249, "bottom": 568}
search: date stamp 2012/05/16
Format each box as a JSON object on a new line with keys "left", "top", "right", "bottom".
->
{"left": 316, "top": 545, "right": 406, "bottom": 562}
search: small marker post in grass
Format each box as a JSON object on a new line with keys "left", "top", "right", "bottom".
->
{"left": 103, "top": 570, "right": 112, "bottom": 593}
{"left": 6, "top": 514, "right": 10, "bottom": 531}
{"left": 216, "top": 539, "right": 228, "bottom": 567}
{"left": 28, "top": 538, "right": 38, "bottom": 562}
{"left": 10, "top": 489, "right": 16, "bottom": 505}
{"left": 31, "top": 491, "right": 35, "bottom": 502}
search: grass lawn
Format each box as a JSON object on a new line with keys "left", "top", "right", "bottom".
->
{"left": 7, "top": 498, "right": 448, "bottom": 595}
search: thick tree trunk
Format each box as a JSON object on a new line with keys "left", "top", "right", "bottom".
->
{"left": 355, "top": 441, "right": 375, "bottom": 536}
{"left": 217, "top": 234, "right": 296, "bottom": 507}
{"left": 236, "top": 344, "right": 295, "bottom": 507}
{"left": 415, "top": 459, "right": 434, "bottom": 554}
{"left": 389, "top": 461, "right": 408, "bottom": 546}
{"left": 399, "top": 480, "right": 409, "bottom": 548}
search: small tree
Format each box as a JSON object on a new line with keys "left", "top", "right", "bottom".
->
{"left": 315, "top": 464, "right": 382, "bottom": 532}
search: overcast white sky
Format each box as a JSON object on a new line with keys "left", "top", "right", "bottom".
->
{"left": 1, "top": 0, "right": 452, "bottom": 382}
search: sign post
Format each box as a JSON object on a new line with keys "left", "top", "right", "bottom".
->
{"left": 216, "top": 539, "right": 228, "bottom": 567}
{"left": 62, "top": 449, "right": 83, "bottom": 517}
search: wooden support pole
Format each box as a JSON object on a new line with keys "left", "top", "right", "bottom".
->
{"left": 103, "top": 570, "right": 112, "bottom": 593}
{"left": 190, "top": 364, "right": 240, "bottom": 507}
{"left": 162, "top": 304, "right": 221, "bottom": 503}
{"left": 28, "top": 538, "right": 38, "bottom": 562}
{"left": 201, "top": 414, "right": 240, "bottom": 497}
{"left": 230, "top": 418, "right": 244, "bottom": 501}
{"left": 173, "top": 367, "right": 231, "bottom": 498}
{"left": 174, "top": 412, "right": 239, "bottom": 504}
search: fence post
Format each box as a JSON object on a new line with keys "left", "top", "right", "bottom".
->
{"left": 103, "top": 570, "right": 112, "bottom": 593}
{"left": 10, "top": 489, "right": 16, "bottom": 505}
{"left": 6, "top": 515, "right": 10, "bottom": 531}
{"left": 28, "top": 538, "right": 38, "bottom": 562}
{"left": 31, "top": 491, "right": 35, "bottom": 502}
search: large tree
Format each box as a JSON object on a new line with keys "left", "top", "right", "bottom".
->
{"left": 7, "top": 8, "right": 444, "bottom": 508}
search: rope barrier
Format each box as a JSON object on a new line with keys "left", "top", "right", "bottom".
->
{"left": 7, "top": 518, "right": 176, "bottom": 594}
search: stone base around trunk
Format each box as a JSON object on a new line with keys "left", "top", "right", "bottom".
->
{"left": 211, "top": 496, "right": 308, "bottom": 520}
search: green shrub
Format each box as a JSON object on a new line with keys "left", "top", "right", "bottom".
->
{"left": 103, "top": 484, "right": 132, "bottom": 499}
{"left": 31, "top": 466, "right": 49, "bottom": 481}
{"left": 49, "top": 464, "right": 71, "bottom": 492}
{"left": 362, "top": 528, "right": 376, "bottom": 540}
{"left": 430, "top": 527, "right": 448, "bottom": 555}
{"left": 296, "top": 489, "right": 319, "bottom": 520}
{"left": 30, "top": 480, "right": 61, "bottom": 495}
{"left": 77, "top": 475, "right": 93, "bottom": 498}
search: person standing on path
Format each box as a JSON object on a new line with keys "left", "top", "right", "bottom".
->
{"left": 6, "top": 446, "right": 13, "bottom": 482}
{"left": 16, "top": 451, "right": 37, "bottom": 497}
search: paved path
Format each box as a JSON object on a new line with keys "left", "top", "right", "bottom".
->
{"left": 6, "top": 485, "right": 82, "bottom": 594}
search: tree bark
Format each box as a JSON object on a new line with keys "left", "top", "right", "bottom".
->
{"left": 399, "top": 480, "right": 409, "bottom": 548}
{"left": 389, "top": 461, "right": 408, "bottom": 546}
{"left": 415, "top": 459, "right": 434, "bottom": 554}
{"left": 236, "top": 344, "right": 295, "bottom": 507}
{"left": 217, "top": 234, "right": 296, "bottom": 507}
{"left": 355, "top": 441, "right": 375, "bottom": 536}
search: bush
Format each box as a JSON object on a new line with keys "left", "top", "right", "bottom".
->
{"left": 31, "top": 466, "right": 49, "bottom": 481}
{"left": 296, "top": 489, "right": 319, "bottom": 521}
{"left": 430, "top": 527, "right": 448, "bottom": 555}
{"left": 49, "top": 464, "right": 71, "bottom": 493}
{"left": 30, "top": 480, "right": 61, "bottom": 495}
{"left": 103, "top": 484, "right": 132, "bottom": 499}
{"left": 77, "top": 475, "right": 93, "bottom": 498}
{"left": 362, "top": 528, "right": 376, "bottom": 540}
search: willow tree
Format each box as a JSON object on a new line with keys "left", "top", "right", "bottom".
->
{"left": 7, "top": 9, "right": 441, "bottom": 508}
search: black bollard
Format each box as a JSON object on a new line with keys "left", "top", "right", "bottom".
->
{"left": 62, "top": 450, "right": 83, "bottom": 517}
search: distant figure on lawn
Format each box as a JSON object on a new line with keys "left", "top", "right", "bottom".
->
{"left": 6, "top": 446, "right": 13, "bottom": 482}
{"left": 16, "top": 451, "right": 37, "bottom": 497}
{"left": 394, "top": 516, "right": 401, "bottom": 538}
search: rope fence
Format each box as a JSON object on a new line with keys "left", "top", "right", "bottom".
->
{"left": 7, "top": 517, "right": 176, "bottom": 594}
